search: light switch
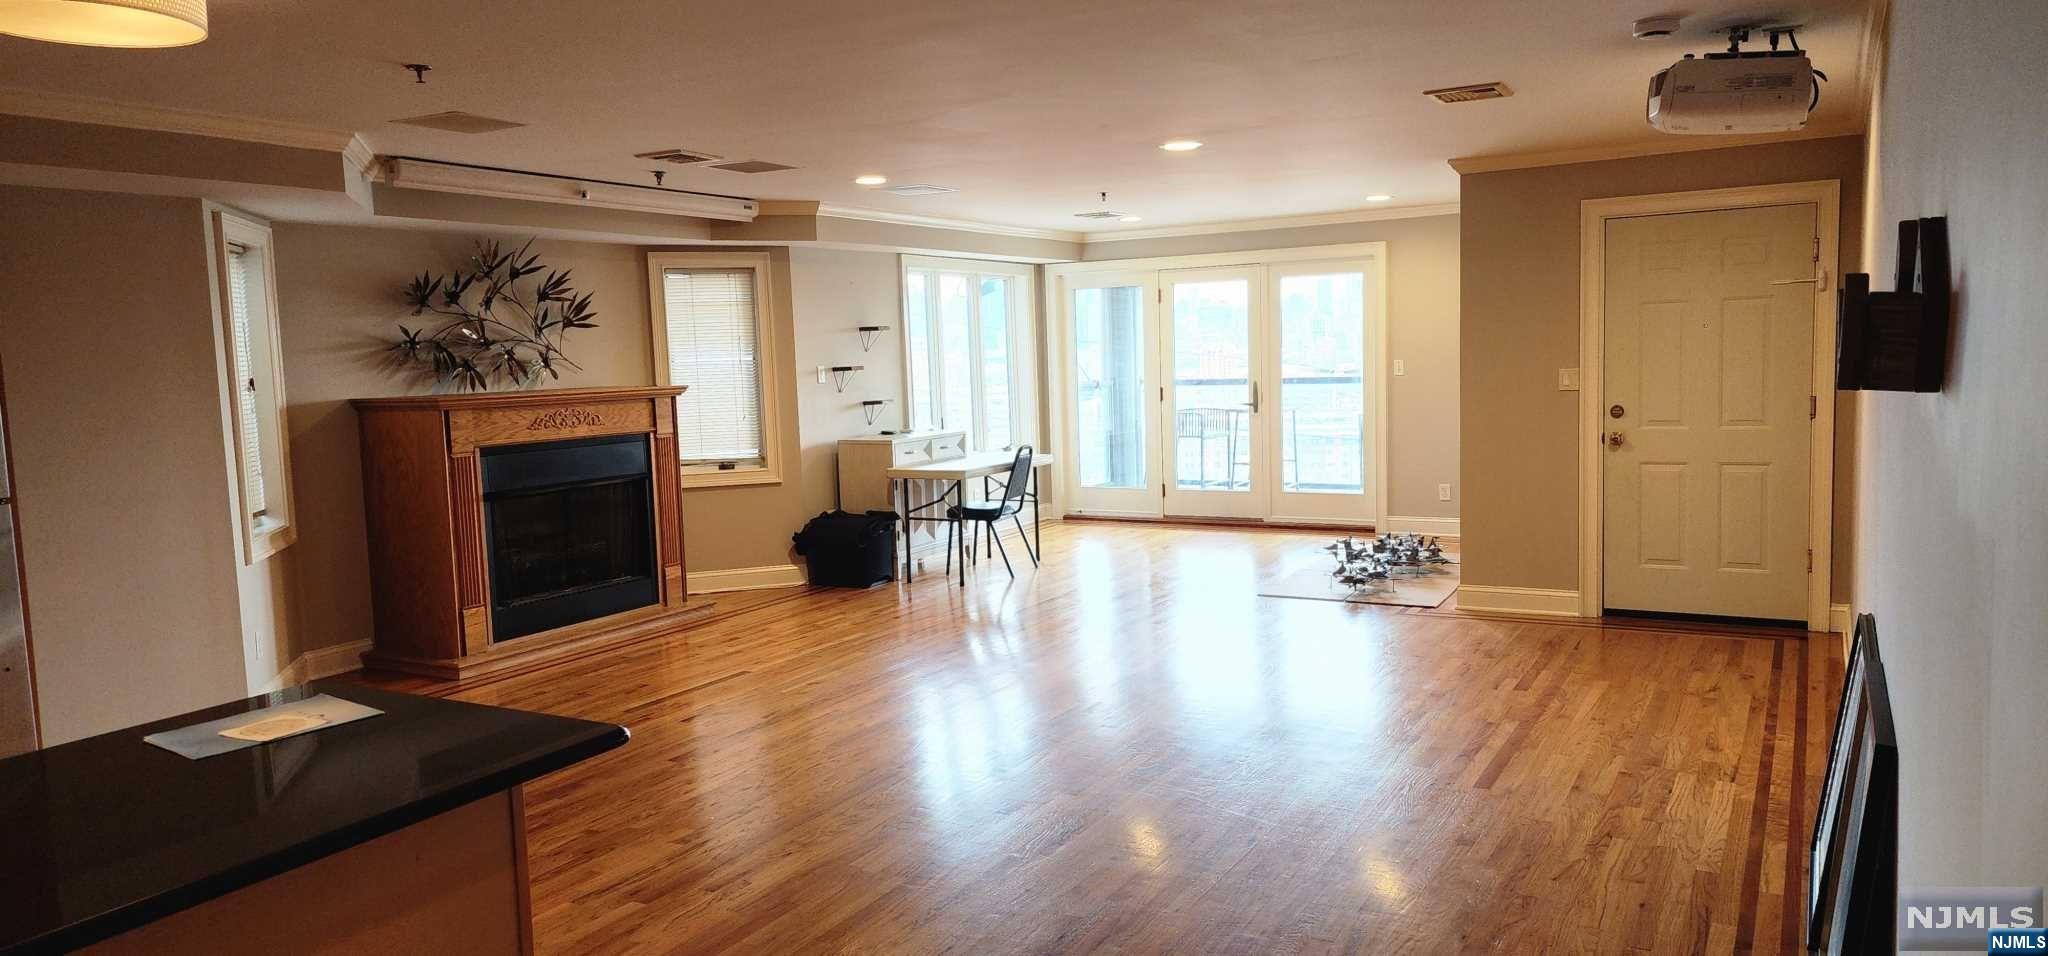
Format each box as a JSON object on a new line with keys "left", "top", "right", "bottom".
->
{"left": 1558, "top": 367, "right": 1582, "bottom": 391}
{"left": 1438, "top": 483, "right": 1453, "bottom": 501}
{"left": 816, "top": 366, "right": 828, "bottom": 385}
{"left": 1393, "top": 359, "right": 1406, "bottom": 376}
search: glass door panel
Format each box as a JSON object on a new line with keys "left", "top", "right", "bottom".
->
{"left": 1066, "top": 273, "right": 1159, "bottom": 515}
{"left": 1162, "top": 267, "right": 1265, "bottom": 518}
{"left": 1267, "top": 261, "right": 1375, "bottom": 522}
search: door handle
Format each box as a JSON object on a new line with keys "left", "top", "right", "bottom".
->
{"left": 1606, "top": 431, "right": 1625, "bottom": 448}
{"left": 1769, "top": 269, "right": 1831, "bottom": 291}
{"left": 1247, "top": 382, "right": 1259, "bottom": 415}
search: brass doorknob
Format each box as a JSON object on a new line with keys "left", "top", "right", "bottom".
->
{"left": 1607, "top": 431, "right": 1625, "bottom": 448}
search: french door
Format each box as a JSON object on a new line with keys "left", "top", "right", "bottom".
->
{"left": 1163, "top": 267, "right": 1265, "bottom": 518}
{"left": 1066, "top": 272, "right": 1161, "bottom": 515}
{"left": 1063, "top": 256, "right": 1378, "bottom": 524}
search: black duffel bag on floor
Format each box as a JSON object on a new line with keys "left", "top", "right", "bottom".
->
{"left": 792, "top": 510, "right": 899, "bottom": 588}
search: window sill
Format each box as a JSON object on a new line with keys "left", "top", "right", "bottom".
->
{"left": 246, "top": 519, "right": 296, "bottom": 565}
{"left": 681, "top": 465, "right": 782, "bottom": 490}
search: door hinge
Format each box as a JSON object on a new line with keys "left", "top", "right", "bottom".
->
{"left": 1807, "top": 549, "right": 1814, "bottom": 572}
{"left": 1813, "top": 236, "right": 1821, "bottom": 263}
{"left": 1160, "top": 483, "right": 1167, "bottom": 498}
{"left": 1810, "top": 395, "right": 1818, "bottom": 420}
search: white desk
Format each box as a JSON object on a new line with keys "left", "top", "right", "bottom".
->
{"left": 887, "top": 450, "right": 1054, "bottom": 586}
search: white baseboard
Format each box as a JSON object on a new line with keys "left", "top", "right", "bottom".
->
{"left": 254, "top": 638, "right": 372, "bottom": 694}
{"left": 1381, "top": 515, "right": 1460, "bottom": 537}
{"left": 1829, "top": 603, "right": 1852, "bottom": 634}
{"left": 688, "top": 563, "right": 808, "bottom": 594}
{"left": 1454, "top": 585, "right": 1583, "bottom": 617}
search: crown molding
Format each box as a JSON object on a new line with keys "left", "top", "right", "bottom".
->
{"left": 0, "top": 86, "right": 360, "bottom": 153}
{"left": 1080, "top": 203, "right": 1461, "bottom": 242}
{"left": 1447, "top": 124, "right": 1866, "bottom": 175}
{"left": 815, "top": 204, "right": 1083, "bottom": 242}
{"left": 340, "top": 135, "right": 377, "bottom": 175}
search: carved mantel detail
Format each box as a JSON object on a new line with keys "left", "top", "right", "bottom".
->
{"left": 528, "top": 407, "right": 605, "bottom": 431}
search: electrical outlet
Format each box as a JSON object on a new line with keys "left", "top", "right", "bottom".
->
{"left": 1438, "top": 483, "right": 1453, "bottom": 501}
{"left": 1558, "top": 367, "right": 1582, "bottom": 391}
{"left": 1393, "top": 359, "right": 1406, "bottom": 376}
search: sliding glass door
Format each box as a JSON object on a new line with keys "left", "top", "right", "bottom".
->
{"left": 1066, "top": 272, "right": 1160, "bottom": 515}
{"left": 1057, "top": 253, "right": 1380, "bottom": 525}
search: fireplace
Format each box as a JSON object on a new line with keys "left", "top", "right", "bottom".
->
{"left": 352, "top": 386, "right": 709, "bottom": 681}
{"left": 482, "top": 434, "right": 658, "bottom": 641}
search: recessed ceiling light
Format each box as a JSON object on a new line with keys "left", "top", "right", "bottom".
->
{"left": 1365, "top": 194, "right": 1393, "bottom": 202}
{"left": 854, "top": 174, "right": 887, "bottom": 186}
{"left": 1119, "top": 215, "right": 1143, "bottom": 223}
{"left": 1159, "top": 140, "right": 1203, "bottom": 152}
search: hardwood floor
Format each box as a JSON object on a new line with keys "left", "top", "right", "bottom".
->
{"left": 353, "top": 521, "right": 1839, "bottom": 954}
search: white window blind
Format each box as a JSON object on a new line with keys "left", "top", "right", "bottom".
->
{"left": 663, "top": 268, "right": 764, "bottom": 464}
{"left": 227, "top": 246, "right": 266, "bottom": 516}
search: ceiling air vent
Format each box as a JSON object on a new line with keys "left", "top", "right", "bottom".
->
{"left": 1423, "top": 81, "right": 1513, "bottom": 104}
{"left": 708, "top": 160, "right": 797, "bottom": 174}
{"left": 1073, "top": 210, "right": 1128, "bottom": 220}
{"left": 883, "top": 183, "right": 956, "bottom": 197}
{"left": 389, "top": 111, "right": 527, "bottom": 134}
{"left": 635, "top": 147, "right": 724, "bottom": 166}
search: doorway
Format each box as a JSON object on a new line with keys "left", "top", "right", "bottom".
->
{"left": 1579, "top": 183, "right": 1840, "bottom": 629}
{"left": 1055, "top": 245, "right": 1386, "bottom": 525}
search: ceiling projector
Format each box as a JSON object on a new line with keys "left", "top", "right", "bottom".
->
{"left": 1646, "top": 27, "right": 1822, "bottom": 134}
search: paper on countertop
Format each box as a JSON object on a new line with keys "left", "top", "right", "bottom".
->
{"left": 143, "top": 693, "right": 383, "bottom": 759}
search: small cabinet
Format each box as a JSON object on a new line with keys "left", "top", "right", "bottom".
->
{"left": 838, "top": 431, "right": 968, "bottom": 514}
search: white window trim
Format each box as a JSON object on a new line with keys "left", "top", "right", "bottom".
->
{"left": 209, "top": 208, "right": 296, "bottom": 564}
{"left": 646, "top": 250, "right": 785, "bottom": 488}
{"left": 898, "top": 255, "right": 1039, "bottom": 450}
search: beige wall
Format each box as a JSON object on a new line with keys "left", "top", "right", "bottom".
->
{"left": 786, "top": 246, "right": 905, "bottom": 518}
{"left": 271, "top": 225, "right": 807, "bottom": 656}
{"left": 654, "top": 246, "right": 808, "bottom": 579}
{"left": 1458, "top": 136, "right": 1865, "bottom": 595}
{"left": 0, "top": 186, "right": 249, "bottom": 743}
{"left": 1854, "top": 0, "right": 2048, "bottom": 890}
{"left": 1079, "top": 213, "right": 1463, "bottom": 522}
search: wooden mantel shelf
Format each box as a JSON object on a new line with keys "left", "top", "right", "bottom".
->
{"left": 351, "top": 385, "right": 685, "bottom": 412}
{"left": 351, "top": 385, "right": 710, "bottom": 681}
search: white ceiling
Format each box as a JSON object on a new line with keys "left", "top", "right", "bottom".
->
{"left": 0, "top": 0, "right": 1872, "bottom": 232}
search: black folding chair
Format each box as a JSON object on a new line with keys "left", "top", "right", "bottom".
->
{"left": 945, "top": 445, "right": 1038, "bottom": 585}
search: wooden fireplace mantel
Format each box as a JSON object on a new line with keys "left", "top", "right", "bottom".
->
{"left": 351, "top": 385, "right": 712, "bottom": 680}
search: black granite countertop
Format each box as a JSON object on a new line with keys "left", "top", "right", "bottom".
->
{"left": 0, "top": 680, "right": 628, "bottom": 954}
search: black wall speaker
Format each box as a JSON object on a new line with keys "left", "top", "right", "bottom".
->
{"left": 1837, "top": 217, "right": 1950, "bottom": 392}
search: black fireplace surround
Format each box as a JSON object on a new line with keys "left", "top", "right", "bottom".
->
{"left": 481, "top": 433, "right": 658, "bottom": 642}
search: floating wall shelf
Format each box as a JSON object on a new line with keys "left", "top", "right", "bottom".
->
{"left": 860, "top": 399, "right": 892, "bottom": 425}
{"left": 856, "top": 325, "right": 891, "bottom": 352}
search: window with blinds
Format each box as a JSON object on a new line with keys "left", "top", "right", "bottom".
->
{"left": 226, "top": 246, "right": 266, "bottom": 517}
{"left": 662, "top": 268, "right": 765, "bottom": 465}
{"left": 213, "top": 209, "right": 294, "bottom": 563}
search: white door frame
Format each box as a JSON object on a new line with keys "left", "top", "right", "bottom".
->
{"left": 1578, "top": 180, "right": 1840, "bottom": 629}
{"left": 1046, "top": 242, "right": 1389, "bottom": 526}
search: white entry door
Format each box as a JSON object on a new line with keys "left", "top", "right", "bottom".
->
{"left": 1602, "top": 203, "right": 1817, "bottom": 621}
{"left": 1162, "top": 267, "right": 1266, "bottom": 518}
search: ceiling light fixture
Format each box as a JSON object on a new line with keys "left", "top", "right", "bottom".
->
{"left": 1365, "top": 194, "right": 1393, "bottom": 202}
{"left": 1159, "top": 140, "right": 1203, "bottom": 152}
{"left": 1119, "top": 215, "right": 1143, "bottom": 223}
{"left": 383, "top": 158, "right": 758, "bottom": 222}
{"left": 854, "top": 174, "right": 888, "bottom": 186}
{"left": 0, "top": 0, "right": 207, "bottom": 47}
